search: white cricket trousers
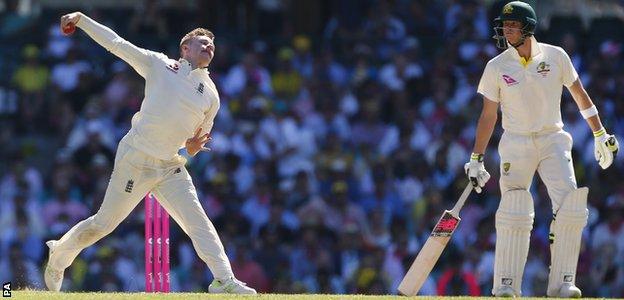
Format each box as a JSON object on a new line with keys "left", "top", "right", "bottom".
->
{"left": 48, "top": 139, "right": 234, "bottom": 279}
{"left": 498, "top": 129, "right": 577, "bottom": 212}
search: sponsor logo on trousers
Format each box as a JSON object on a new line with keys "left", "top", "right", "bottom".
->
{"left": 502, "top": 278, "right": 513, "bottom": 286}
{"left": 125, "top": 180, "right": 134, "bottom": 193}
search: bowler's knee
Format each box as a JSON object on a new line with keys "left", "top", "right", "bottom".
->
{"left": 77, "top": 215, "right": 116, "bottom": 245}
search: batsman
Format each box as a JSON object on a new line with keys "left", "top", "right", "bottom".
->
{"left": 464, "top": 1, "right": 619, "bottom": 297}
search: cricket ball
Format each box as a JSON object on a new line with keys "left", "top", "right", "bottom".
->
{"left": 62, "top": 22, "right": 75, "bottom": 35}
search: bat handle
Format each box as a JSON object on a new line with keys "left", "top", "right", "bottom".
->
{"left": 449, "top": 183, "right": 473, "bottom": 217}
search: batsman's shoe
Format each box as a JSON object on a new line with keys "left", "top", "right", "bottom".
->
{"left": 209, "top": 277, "right": 257, "bottom": 294}
{"left": 493, "top": 285, "right": 517, "bottom": 297}
{"left": 555, "top": 283, "right": 582, "bottom": 298}
{"left": 44, "top": 240, "right": 64, "bottom": 292}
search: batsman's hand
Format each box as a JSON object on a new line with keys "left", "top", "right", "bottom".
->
{"left": 186, "top": 127, "right": 211, "bottom": 157}
{"left": 60, "top": 12, "right": 82, "bottom": 35}
{"left": 594, "top": 128, "right": 619, "bottom": 169}
{"left": 464, "top": 153, "right": 490, "bottom": 193}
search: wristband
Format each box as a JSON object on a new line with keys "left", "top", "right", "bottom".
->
{"left": 580, "top": 105, "right": 598, "bottom": 119}
{"left": 593, "top": 127, "right": 606, "bottom": 138}
{"left": 470, "top": 153, "right": 484, "bottom": 162}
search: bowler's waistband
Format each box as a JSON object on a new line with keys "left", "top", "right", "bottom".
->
{"left": 119, "top": 135, "right": 186, "bottom": 167}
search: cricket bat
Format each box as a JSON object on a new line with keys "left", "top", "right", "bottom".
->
{"left": 397, "top": 183, "right": 473, "bottom": 296}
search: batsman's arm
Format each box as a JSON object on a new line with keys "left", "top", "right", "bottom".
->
{"left": 472, "top": 97, "right": 499, "bottom": 154}
{"left": 568, "top": 77, "right": 619, "bottom": 169}
{"left": 65, "top": 12, "right": 154, "bottom": 78}
{"left": 567, "top": 79, "right": 604, "bottom": 132}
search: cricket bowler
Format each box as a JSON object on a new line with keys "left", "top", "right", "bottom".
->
{"left": 464, "top": 1, "right": 619, "bottom": 297}
{"left": 45, "top": 12, "right": 256, "bottom": 294}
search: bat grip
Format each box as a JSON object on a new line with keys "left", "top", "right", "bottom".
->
{"left": 449, "top": 183, "right": 473, "bottom": 217}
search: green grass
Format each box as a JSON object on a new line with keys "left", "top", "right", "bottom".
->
{"left": 6, "top": 291, "right": 408, "bottom": 300}
{"left": 8, "top": 291, "right": 616, "bottom": 299}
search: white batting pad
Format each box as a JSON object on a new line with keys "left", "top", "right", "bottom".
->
{"left": 547, "top": 187, "right": 588, "bottom": 297}
{"left": 493, "top": 189, "right": 534, "bottom": 296}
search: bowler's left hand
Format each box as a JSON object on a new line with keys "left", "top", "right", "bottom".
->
{"left": 186, "top": 127, "right": 211, "bottom": 156}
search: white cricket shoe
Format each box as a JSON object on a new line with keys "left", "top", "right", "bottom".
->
{"left": 44, "top": 240, "right": 64, "bottom": 292}
{"left": 208, "top": 277, "right": 257, "bottom": 294}
{"left": 493, "top": 285, "right": 517, "bottom": 297}
{"left": 556, "top": 283, "right": 582, "bottom": 298}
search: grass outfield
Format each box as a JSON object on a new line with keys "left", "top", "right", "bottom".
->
{"left": 8, "top": 291, "right": 612, "bottom": 299}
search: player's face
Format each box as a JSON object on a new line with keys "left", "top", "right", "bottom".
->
{"left": 502, "top": 20, "right": 523, "bottom": 43}
{"left": 185, "top": 36, "right": 215, "bottom": 68}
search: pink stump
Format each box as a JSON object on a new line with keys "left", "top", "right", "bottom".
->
{"left": 154, "top": 201, "right": 162, "bottom": 292}
{"left": 162, "top": 208, "right": 170, "bottom": 292}
{"left": 144, "top": 194, "right": 153, "bottom": 292}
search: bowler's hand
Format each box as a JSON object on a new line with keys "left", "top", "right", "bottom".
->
{"left": 60, "top": 12, "right": 82, "bottom": 35}
{"left": 186, "top": 128, "right": 211, "bottom": 156}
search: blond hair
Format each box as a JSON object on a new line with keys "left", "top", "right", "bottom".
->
{"left": 179, "top": 28, "right": 215, "bottom": 48}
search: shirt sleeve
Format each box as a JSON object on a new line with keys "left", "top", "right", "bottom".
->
{"left": 477, "top": 60, "right": 500, "bottom": 102}
{"left": 76, "top": 14, "right": 161, "bottom": 78}
{"left": 559, "top": 47, "right": 579, "bottom": 87}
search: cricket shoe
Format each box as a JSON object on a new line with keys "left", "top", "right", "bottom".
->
{"left": 44, "top": 240, "right": 65, "bottom": 292}
{"left": 493, "top": 285, "right": 517, "bottom": 297}
{"left": 555, "top": 283, "right": 582, "bottom": 298}
{"left": 209, "top": 277, "right": 257, "bottom": 294}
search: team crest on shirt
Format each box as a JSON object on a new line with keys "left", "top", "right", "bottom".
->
{"left": 537, "top": 61, "right": 551, "bottom": 77}
{"left": 166, "top": 62, "right": 180, "bottom": 73}
{"left": 502, "top": 162, "right": 511, "bottom": 175}
{"left": 502, "top": 75, "right": 518, "bottom": 86}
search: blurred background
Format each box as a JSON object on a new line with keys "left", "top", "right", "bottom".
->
{"left": 0, "top": 0, "right": 623, "bottom": 296}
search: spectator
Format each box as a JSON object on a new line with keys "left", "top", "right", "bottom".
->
{"left": 42, "top": 175, "right": 89, "bottom": 233}
{"left": 272, "top": 47, "right": 302, "bottom": 100}
{"left": 223, "top": 52, "right": 273, "bottom": 97}
{"left": 11, "top": 45, "right": 49, "bottom": 131}
{"left": 50, "top": 47, "right": 91, "bottom": 94}
{"left": 231, "top": 241, "right": 270, "bottom": 292}
{"left": 378, "top": 53, "right": 422, "bottom": 92}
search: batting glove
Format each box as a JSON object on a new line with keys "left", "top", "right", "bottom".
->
{"left": 464, "top": 153, "right": 490, "bottom": 193}
{"left": 594, "top": 128, "right": 619, "bottom": 169}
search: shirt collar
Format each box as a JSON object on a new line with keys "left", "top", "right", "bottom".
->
{"left": 179, "top": 58, "right": 211, "bottom": 79}
{"left": 508, "top": 36, "right": 542, "bottom": 61}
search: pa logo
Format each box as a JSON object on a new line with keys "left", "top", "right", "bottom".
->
{"left": 3, "top": 282, "right": 10, "bottom": 297}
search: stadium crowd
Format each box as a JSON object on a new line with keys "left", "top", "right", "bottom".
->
{"left": 1, "top": 0, "right": 623, "bottom": 296}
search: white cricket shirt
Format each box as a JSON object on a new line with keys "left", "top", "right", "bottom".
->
{"left": 477, "top": 36, "right": 578, "bottom": 134}
{"left": 77, "top": 15, "right": 220, "bottom": 160}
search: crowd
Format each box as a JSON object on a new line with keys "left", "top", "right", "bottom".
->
{"left": 0, "top": 0, "right": 623, "bottom": 296}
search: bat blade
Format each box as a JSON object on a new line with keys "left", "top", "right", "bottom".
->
{"left": 397, "top": 210, "right": 461, "bottom": 296}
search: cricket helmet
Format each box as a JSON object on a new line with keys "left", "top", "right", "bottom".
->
{"left": 493, "top": 1, "right": 537, "bottom": 49}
